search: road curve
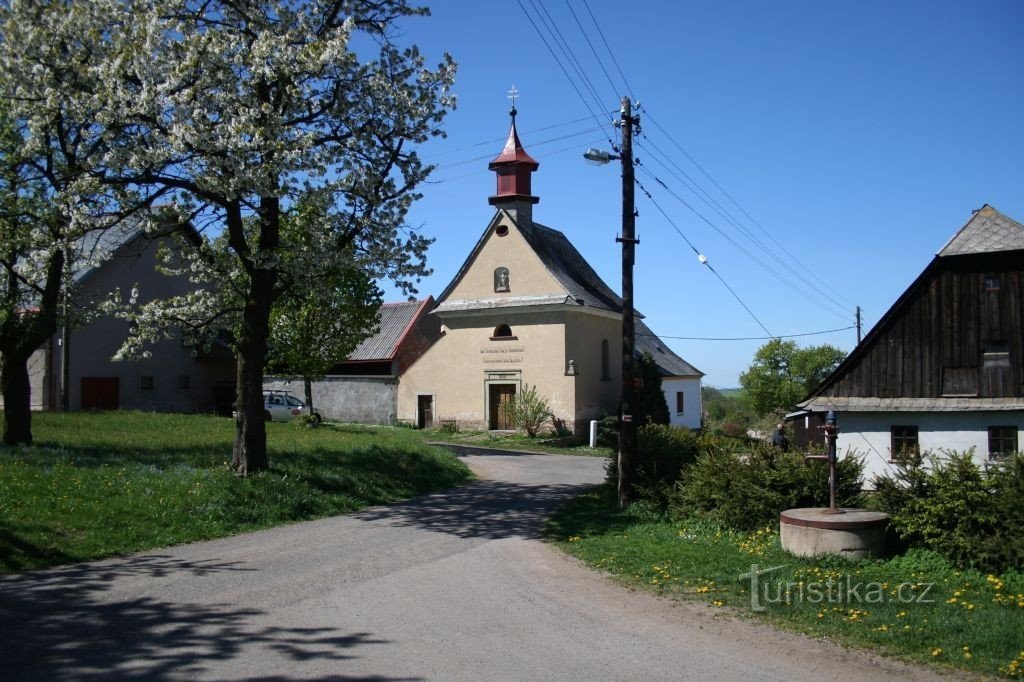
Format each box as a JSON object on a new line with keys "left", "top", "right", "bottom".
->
{"left": 0, "top": 447, "right": 950, "bottom": 681}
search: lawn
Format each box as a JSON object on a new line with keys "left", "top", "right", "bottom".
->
{"left": 545, "top": 485, "right": 1024, "bottom": 678}
{"left": 0, "top": 412, "right": 472, "bottom": 573}
{"left": 425, "top": 427, "right": 613, "bottom": 458}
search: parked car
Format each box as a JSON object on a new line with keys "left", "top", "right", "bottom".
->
{"left": 261, "top": 391, "right": 323, "bottom": 424}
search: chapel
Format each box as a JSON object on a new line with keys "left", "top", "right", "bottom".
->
{"left": 396, "top": 107, "right": 702, "bottom": 432}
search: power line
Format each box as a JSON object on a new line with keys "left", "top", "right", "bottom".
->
{"left": 425, "top": 114, "right": 602, "bottom": 159}
{"left": 581, "top": 0, "right": 633, "bottom": 99}
{"left": 635, "top": 135, "right": 851, "bottom": 320}
{"left": 516, "top": 0, "right": 616, "bottom": 146}
{"left": 641, "top": 325, "right": 856, "bottom": 341}
{"left": 530, "top": 0, "right": 612, "bottom": 116}
{"left": 642, "top": 107, "right": 857, "bottom": 310}
{"left": 636, "top": 163, "right": 848, "bottom": 321}
{"left": 634, "top": 175, "right": 773, "bottom": 337}
{"left": 562, "top": 0, "right": 620, "bottom": 101}
{"left": 426, "top": 136, "right": 607, "bottom": 185}
{"left": 430, "top": 126, "right": 604, "bottom": 171}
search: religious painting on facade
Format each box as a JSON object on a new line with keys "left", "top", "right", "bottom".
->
{"left": 494, "top": 267, "right": 510, "bottom": 292}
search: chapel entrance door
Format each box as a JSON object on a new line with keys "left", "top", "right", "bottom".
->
{"left": 488, "top": 384, "right": 516, "bottom": 430}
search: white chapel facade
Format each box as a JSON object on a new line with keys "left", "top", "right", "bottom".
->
{"left": 396, "top": 108, "right": 701, "bottom": 432}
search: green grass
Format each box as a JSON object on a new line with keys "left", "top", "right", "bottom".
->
{"left": 545, "top": 485, "right": 1024, "bottom": 678}
{"left": 425, "top": 427, "right": 613, "bottom": 458}
{"left": 0, "top": 412, "right": 472, "bottom": 573}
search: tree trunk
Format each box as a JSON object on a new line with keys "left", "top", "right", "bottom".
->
{"left": 1, "top": 352, "right": 34, "bottom": 445}
{"left": 231, "top": 278, "right": 274, "bottom": 474}
{"left": 0, "top": 248, "right": 63, "bottom": 446}
{"left": 304, "top": 376, "right": 313, "bottom": 415}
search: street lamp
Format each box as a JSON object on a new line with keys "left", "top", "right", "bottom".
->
{"left": 584, "top": 96, "right": 639, "bottom": 509}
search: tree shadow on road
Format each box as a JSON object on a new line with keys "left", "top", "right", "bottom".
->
{"left": 352, "top": 478, "right": 597, "bottom": 540}
{"left": 0, "top": 554, "right": 402, "bottom": 680}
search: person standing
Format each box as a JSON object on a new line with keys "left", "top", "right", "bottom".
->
{"left": 771, "top": 422, "right": 790, "bottom": 451}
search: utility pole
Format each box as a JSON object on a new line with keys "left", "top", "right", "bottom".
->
{"left": 855, "top": 305, "right": 862, "bottom": 345}
{"left": 616, "top": 96, "right": 639, "bottom": 509}
{"left": 582, "top": 96, "right": 640, "bottom": 509}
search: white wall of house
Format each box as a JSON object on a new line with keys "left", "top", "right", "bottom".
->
{"left": 662, "top": 376, "right": 702, "bottom": 430}
{"left": 832, "top": 410, "right": 1024, "bottom": 484}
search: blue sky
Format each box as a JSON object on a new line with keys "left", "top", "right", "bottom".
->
{"left": 384, "top": 0, "right": 1024, "bottom": 389}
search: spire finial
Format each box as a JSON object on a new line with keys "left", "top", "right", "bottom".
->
{"left": 507, "top": 84, "right": 519, "bottom": 118}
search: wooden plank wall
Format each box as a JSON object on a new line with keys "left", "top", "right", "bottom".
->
{"left": 823, "top": 253, "right": 1023, "bottom": 399}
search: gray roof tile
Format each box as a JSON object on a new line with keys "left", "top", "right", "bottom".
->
{"left": 635, "top": 319, "right": 703, "bottom": 377}
{"left": 938, "top": 204, "right": 1024, "bottom": 257}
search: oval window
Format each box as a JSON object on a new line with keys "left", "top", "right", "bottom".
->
{"left": 494, "top": 324, "right": 512, "bottom": 338}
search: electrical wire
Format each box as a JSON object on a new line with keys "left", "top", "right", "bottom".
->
{"left": 430, "top": 126, "right": 604, "bottom": 171}
{"left": 425, "top": 137, "right": 608, "bottom": 185}
{"left": 636, "top": 163, "right": 848, "bottom": 320}
{"left": 582, "top": 0, "right": 634, "bottom": 99}
{"left": 425, "top": 114, "right": 604, "bottom": 159}
{"left": 635, "top": 135, "right": 852, "bottom": 320}
{"left": 634, "top": 175, "right": 774, "bottom": 338}
{"left": 562, "top": 0, "right": 621, "bottom": 101}
{"left": 642, "top": 325, "right": 856, "bottom": 341}
{"left": 642, "top": 107, "right": 857, "bottom": 310}
{"left": 516, "top": 0, "right": 617, "bottom": 147}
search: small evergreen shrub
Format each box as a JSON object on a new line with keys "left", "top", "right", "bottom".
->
{"left": 871, "top": 450, "right": 1024, "bottom": 573}
{"left": 605, "top": 424, "right": 700, "bottom": 510}
{"left": 595, "top": 414, "right": 619, "bottom": 448}
{"left": 670, "top": 438, "right": 865, "bottom": 530}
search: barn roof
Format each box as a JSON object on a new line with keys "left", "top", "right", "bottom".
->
{"left": 938, "top": 204, "right": 1024, "bottom": 257}
{"left": 799, "top": 204, "right": 1024, "bottom": 409}
{"left": 348, "top": 298, "right": 433, "bottom": 361}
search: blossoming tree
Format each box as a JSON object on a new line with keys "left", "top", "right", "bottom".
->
{"left": 3, "top": 0, "right": 455, "bottom": 470}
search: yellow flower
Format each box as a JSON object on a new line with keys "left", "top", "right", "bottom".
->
{"left": 932, "top": 648, "right": 943, "bottom": 657}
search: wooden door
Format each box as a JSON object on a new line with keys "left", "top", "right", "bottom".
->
{"left": 81, "top": 377, "right": 119, "bottom": 410}
{"left": 488, "top": 384, "right": 516, "bottom": 430}
{"left": 417, "top": 395, "right": 434, "bottom": 429}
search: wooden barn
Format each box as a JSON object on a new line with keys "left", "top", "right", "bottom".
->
{"left": 791, "top": 204, "right": 1023, "bottom": 482}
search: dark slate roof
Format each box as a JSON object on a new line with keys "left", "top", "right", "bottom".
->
{"left": 524, "top": 221, "right": 624, "bottom": 313}
{"left": 938, "top": 204, "right": 1024, "bottom": 257}
{"left": 348, "top": 298, "right": 432, "bottom": 361}
{"left": 635, "top": 319, "right": 703, "bottom": 378}
{"left": 435, "top": 209, "right": 627, "bottom": 315}
{"left": 72, "top": 213, "right": 200, "bottom": 284}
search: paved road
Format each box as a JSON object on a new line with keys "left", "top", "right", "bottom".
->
{"left": 0, "top": 447, "right": 948, "bottom": 681}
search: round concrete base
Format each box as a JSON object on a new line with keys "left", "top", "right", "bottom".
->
{"left": 779, "top": 508, "right": 889, "bottom": 560}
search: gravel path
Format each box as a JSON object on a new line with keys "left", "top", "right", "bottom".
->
{"left": 0, "top": 447, "right": 953, "bottom": 681}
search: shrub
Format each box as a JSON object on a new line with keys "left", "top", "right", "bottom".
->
{"left": 596, "top": 414, "right": 619, "bottom": 448}
{"left": 500, "top": 383, "right": 553, "bottom": 437}
{"left": 606, "top": 424, "right": 700, "bottom": 510}
{"left": 670, "top": 438, "right": 865, "bottom": 530}
{"left": 871, "top": 450, "right": 1024, "bottom": 573}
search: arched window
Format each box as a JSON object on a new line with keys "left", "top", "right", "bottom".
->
{"left": 493, "top": 324, "right": 513, "bottom": 338}
{"left": 601, "top": 339, "right": 610, "bottom": 379}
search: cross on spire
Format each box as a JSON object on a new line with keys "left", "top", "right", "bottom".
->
{"left": 507, "top": 85, "right": 519, "bottom": 117}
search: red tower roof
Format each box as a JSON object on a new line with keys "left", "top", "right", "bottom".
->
{"left": 488, "top": 108, "right": 539, "bottom": 207}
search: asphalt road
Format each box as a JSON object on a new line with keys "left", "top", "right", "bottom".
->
{"left": 0, "top": 446, "right": 949, "bottom": 681}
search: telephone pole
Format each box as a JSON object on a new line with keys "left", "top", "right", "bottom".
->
{"left": 616, "top": 96, "right": 639, "bottom": 509}
{"left": 855, "top": 305, "right": 862, "bottom": 345}
{"left": 582, "top": 96, "right": 641, "bottom": 509}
